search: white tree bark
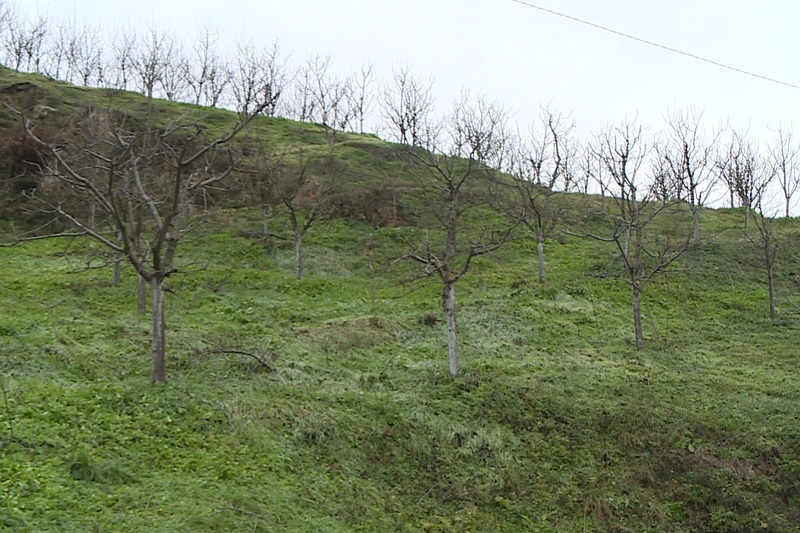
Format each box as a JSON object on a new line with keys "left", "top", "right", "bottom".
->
{"left": 444, "top": 282, "right": 459, "bottom": 376}
{"left": 151, "top": 277, "right": 166, "bottom": 383}
{"left": 537, "top": 235, "right": 546, "bottom": 285}
{"left": 137, "top": 274, "right": 147, "bottom": 315}
{"left": 294, "top": 230, "right": 303, "bottom": 280}
{"left": 632, "top": 286, "right": 644, "bottom": 351}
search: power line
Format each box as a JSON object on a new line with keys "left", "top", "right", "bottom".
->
{"left": 509, "top": 0, "right": 800, "bottom": 92}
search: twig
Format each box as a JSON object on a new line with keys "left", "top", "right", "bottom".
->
{"left": 211, "top": 349, "right": 276, "bottom": 372}
{"left": 391, "top": 279, "right": 437, "bottom": 299}
{"left": 417, "top": 479, "right": 441, "bottom": 503}
{"left": 0, "top": 231, "right": 89, "bottom": 247}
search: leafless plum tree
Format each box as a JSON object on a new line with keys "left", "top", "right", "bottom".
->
{"left": 659, "top": 107, "right": 717, "bottom": 243}
{"left": 381, "top": 64, "right": 435, "bottom": 146}
{"left": 288, "top": 60, "right": 316, "bottom": 124}
{"left": 574, "top": 145, "right": 598, "bottom": 195}
{"left": 230, "top": 40, "right": 286, "bottom": 118}
{"left": 509, "top": 108, "right": 575, "bottom": 284}
{"left": 768, "top": 126, "right": 799, "bottom": 218}
{"left": 132, "top": 27, "right": 176, "bottom": 107}
{"left": 716, "top": 129, "right": 760, "bottom": 228}
{"left": 109, "top": 30, "right": 138, "bottom": 91}
{"left": 159, "top": 44, "right": 190, "bottom": 103}
{"left": 186, "top": 27, "right": 229, "bottom": 107}
{"left": 304, "top": 54, "right": 353, "bottom": 160}
{"left": 350, "top": 60, "right": 375, "bottom": 134}
{"left": 2, "top": 13, "right": 48, "bottom": 73}
{"left": 591, "top": 121, "right": 690, "bottom": 350}
{"left": 16, "top": 97, "right": 271, "bottom": 383}
{"left": 748, "top": 181, "right": 780, "bottom": 319}
{"left": 238, "top": 144, "right": 289, "bottom": 243}
{"left": 649, "top": 138, "right": 678, "bottom": 202}
{"left": 0, "top": 1, "right": 12, "bottom": 30}
{"left": 67, "top": 24, "right": 106, "bottom": 87}
{"left": 43, "top": 23, "right": 71, "bottom": 80}
{"left": 276, "top": 148, "right": 326, "bottom": 280}
{"left": 402, "top": 91, "right": 514, "bottom": 376}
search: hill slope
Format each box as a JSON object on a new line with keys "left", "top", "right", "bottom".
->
{"left": 2, "top": 70, "right": 800, "bottom": 532}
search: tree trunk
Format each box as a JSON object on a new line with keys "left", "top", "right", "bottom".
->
{"left": 113, "top": 230, "right": 122, "bottom": 286}
{"left": 151, "top": 277, "right": 166, "bottom": 383}
{"left": 113, "top": 258, "right": 122, "bottom": 287}
{"left": 262, "top": 205, "right": 271, "bottom": 242}
{"left": 294, "top": 230, "right": 303, "bottom": 280}
{"left": 632, "top": 285, "right": 644, "bottom": 350}
{"left": 768, "top": 262, "right": 776, "bottom": 319}
{"left": 443, "top": 282, "right": 459, "bottom": 376}
{"left": 786, "top": 198, "right": 791, "bottom": 219}
{"left": 744, "top": 203, "right": 750, "bottom": 229}
{"left": 623, "top": 225, "right": 631, "bottom": 258}
{"left": 137, "top": 274, "right": 147, "bottom": 315}
{"left": 691, "top": 206, "right": 700, "bottom": 243}
{"left": 537, "top": 233, "right": 546, "bottom": 285}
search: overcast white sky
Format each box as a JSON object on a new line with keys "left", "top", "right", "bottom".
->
{"left": 20, "top": 0, "right": 800, "bottom": 141}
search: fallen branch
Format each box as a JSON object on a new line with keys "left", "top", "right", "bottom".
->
{"left": 212, "top": 349, "right": 276, "bottom": 372}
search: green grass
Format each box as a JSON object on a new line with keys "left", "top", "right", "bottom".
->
{"left": 2, "top": 206, "right": 800, "bottom": 532}
{"left": 3, "top": 67, "right": 800, "bottom": 532}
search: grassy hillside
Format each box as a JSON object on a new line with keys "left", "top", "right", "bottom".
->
{"left": 2, "top": 70, "right": 800, "bottom": 532}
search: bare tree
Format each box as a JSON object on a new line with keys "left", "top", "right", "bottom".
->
{"left": 109, "top": 30, "right": 138, "bottom": 91}
{"left": 160, "top": 44, "right": 190, "bottom": 103}
{"left": 70, "top": 24, "right": 106, "bottom": 87}
{"left": 749, "top": 186, "right": 780, "bottom": 319}
{"left": 304, "top": 54, "right": 353, "bottom": 161}
{"left": 649, "top": 138, "right": 678, "bottom": 202}
{"left": 2, "top": 13, "right": 48, "bottom": 73}
{"left": 16, "top": 97, "right": 271, "bottom": 383}
{"left": 276, "top": 148, "right": 326, "bottom": 280}
{"left": 716, "top": 129, "right": 760, "bottom": 228}
{"left": 509, "top": 108, "right": 575, "bottom": 284}
{"left": 0, "top": 1, "right": 12, "bottom": 31}
{"left": 230, "top": 40, "right": 286, "bottom": 118}
{"left": 768, "top": 126, "right": 799, "bottom": 218}
{"left": 239, "top": 144, "right": 287, "bottom": 243}
{"left": 186, "top": 27, "right": 229, "bottom": 107}
{"left": 591, "top": 121, "right": 689, "bottom": 350}
{"left": 323, "top": 78, "right": 353, "bottom": 160}
{"left": 381, "top": 65, "right": 435, "bottom": 146}
{"left": 132, "top": 27, "right": 176, "bottom": 107}
{"left": 43, "top": 23, "right": 71, "bottom": 80}
{"left": 574, "top": 145, "right": 598, "bottom": 195}
{"left": 288, "top": 61, "right": 316, "bottom": 124}
{"left": 659, "top": 107, "right": 717, "bottom": 243}
{"left": 350, "top": 60, "right": 375, "bottom": 134}
{"left": 304, "top": 54, "right": 335, "bottom": 124}
{"left": 402, "top": 92, "right": 514, "bottom": 376}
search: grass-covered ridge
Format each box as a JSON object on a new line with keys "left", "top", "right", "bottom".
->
{"left": 2, "top": 70, "right": 800, "bottom": 531}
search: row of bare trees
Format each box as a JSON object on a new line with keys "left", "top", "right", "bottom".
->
{"left": 4, "top": 92, "right": 793, "bottom": 382}
{"left": 3, "top": 5, "right": 798, "bottom": 220}
{"left": 403, "top": 103, "right": 793, "bottom": 359}
{"left": 0, "top": 7, "right": 383, "bottom": 134}
{"left": 3, "top": 2, "right": 797, "bottom": 380}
